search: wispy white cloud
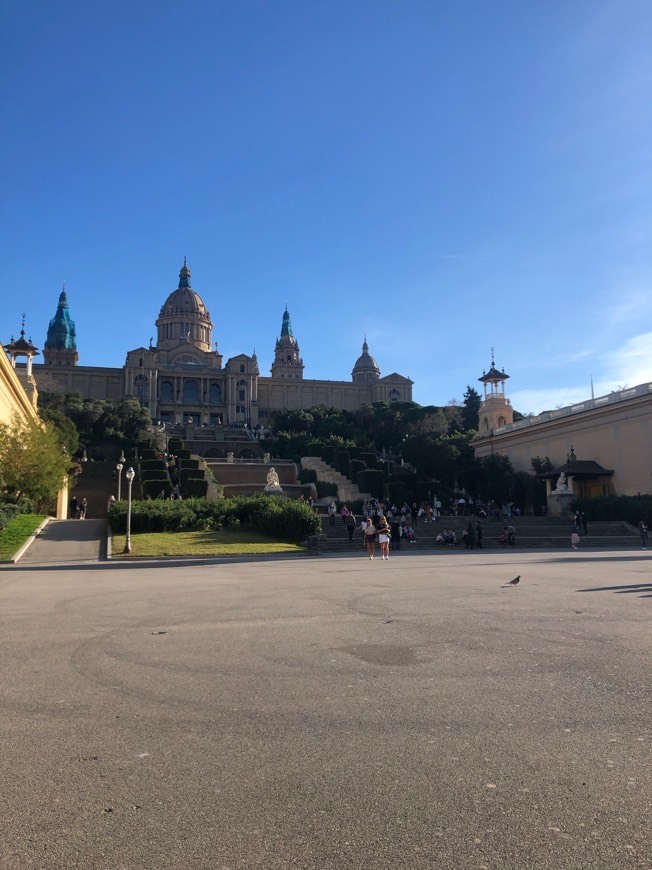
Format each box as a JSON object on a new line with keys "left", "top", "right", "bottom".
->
{"left": 601, "top": 331, "right": 652, "bottom": 387}
{"left": 510, "top": 330, "right": 652, "bottom": 415}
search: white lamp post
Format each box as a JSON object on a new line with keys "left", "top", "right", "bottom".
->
{"left": 123, "top": 466, "right": 136, "bottom": 554}
{"left": 116, "top": 461, "right": 124, "bottom": 501}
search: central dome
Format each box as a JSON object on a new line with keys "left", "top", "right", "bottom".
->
{"left": 155, "top": 261, "right": 213, "bottom": 353}
{"left": 352, "top": 338, "right": 380, "bottom": 383}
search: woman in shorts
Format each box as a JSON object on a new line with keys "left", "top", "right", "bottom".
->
{"left": 377, "top": 516, "right": 391, "bottom": 560}
{"left": 364, "top": 520, "right": 377, "bottom": 559}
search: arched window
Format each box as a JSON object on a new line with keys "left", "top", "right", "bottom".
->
{"left": 161, "top": 381, "right": 173, "bottom": 401}
{"left": 209, "top": 383, "right": 222, "bottom": 403}
{"left": 183, "top": 380, "right": 200, "bottom": 402}
{"left": 240, "top": 364, "right": 245, "bottom": 373}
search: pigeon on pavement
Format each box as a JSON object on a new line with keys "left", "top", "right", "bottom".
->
{"left": 507, "top": 575, "right": 520, "bottom": 586}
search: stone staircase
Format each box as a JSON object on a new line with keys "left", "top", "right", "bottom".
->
{"left": 311, "top": 514, "right": 641, "bottom": 553}
{"left": 74, "top": 462, "right": 126, "bottom": 519}
{"left": 301, "top": 456, "right": 372, "bottom": 503}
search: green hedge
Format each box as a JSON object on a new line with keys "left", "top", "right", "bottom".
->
{"left": 140, "top": 459, "right": 166, "bottom": 471}
{"left": 108, "top": 495, "right": 321, "bottom": 542}
{"left": 182, "top": 478, "right": 208, "bottom": 498}
{"left": 348, "top": 459, "right": 367, "bottom": 483}
{"left": 168, "top": 439, "right": 184, "bottom": 453}
{"left": 142, "top": 480, "right": 172, "bottom": 499}
{"left": 321, "top": 445, "right": 335, "bottom": 464}
{"left": 175, "top": 449, "right": 192, "bottom": 461}
{"left": 336, "top": 452, "right": 350, "bottom": 478}
{"left": 357, "top": 469, "right": 386, "bottom": 498}
{"left": 386, "top": 480, "right": 410, "bottom": 506}
{"left": 316, "top": 481, "right": 338, "bottom": 498}
{"left": 299, "top": 468, "right": 317, "bottom": 484}
{"left": 179, "top": 468, "right": 206, "bottom": 488}
{"left": 179, "top": 459, "right": 200, "bottom": 471}
{"left": 306, "top": 442, "right": 323, "bottom": 457}
{"left": 571, "top": 494, "right": 652, "bottom": 525}
{"left": 140, "top": 471, "right": 170, "bottom": 484}
{"left": 139, "top": 447, "right": 159, "bottom": 460}
{"left": 360, "top": 452, "right": 379, "bottom": 469}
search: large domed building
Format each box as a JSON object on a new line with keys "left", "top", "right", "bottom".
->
{"left": 27, "top": 261, "right": 413, "bottom": 426}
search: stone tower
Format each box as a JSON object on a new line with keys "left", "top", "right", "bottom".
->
{"left": 43, "top": 289, "right": 78, "bottom": 366}
{"left": 271, "top": 307, "right": 304, "bottom": 379}
{"left": 477, "top": 350, "right": 514, "bottom": 433}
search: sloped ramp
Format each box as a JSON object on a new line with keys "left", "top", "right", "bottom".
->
{"left": 18, "top": 519, "right": 107, "bottom": 565}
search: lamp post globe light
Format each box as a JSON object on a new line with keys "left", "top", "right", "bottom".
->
{"left": 116, "top": 461, "right": 124, "bottom": 501}
{"left": 123, "top": 466, "right": 136, "bottom": 554}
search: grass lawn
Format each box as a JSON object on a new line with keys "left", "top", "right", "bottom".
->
{"left": 111, "top": 528, "right": 305, "bottom": 557}
{"left": 0, "top": 515, "right": 48, "bottom": 561}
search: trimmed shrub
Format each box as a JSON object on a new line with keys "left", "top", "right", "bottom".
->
{"left": 336, "top": 452, "right": 350, "bottom": 479}
{"left": 360, "top": 452, "right": 379, "bottom": 469}
{"left": 299, "top": 468, "right": 318, "bottom": 484}
{"left": 306, "top": 442, "right": 323, "bottom": 457}
{"left": 140, "top": 471, "right": 169, "bottom": 484}
{"left": 140, "top": 459, "right": 167, "bottom": 471}
{"left": 320, "top": 445, "right": 335, "bottom": 464}
{"left": 179, "top": 468, "right": 206, "bottom": 488}
{"left": 316, "top": 481, "right": 338, "bottom": 498}
{"left": 139, "top": 448, "right": 159, "bottom": 460}
{"left": 168, "top": 439, "right": 184, "bottom": 453}
{"left": 182, "top": 478, "right": 208, "bottom": 498}
{"left": 357, "top": 469, "right": 386, "bottom": 498}
{"left": 142, "top": 480, "right": 172, "bottom": 499}
{"left": 179, "top": 459, "right": 200, "bottom": 471}
{"left": 349, "top": 459, "right": 367, "bottom": 483}
{"left": 175, "top": 449, "right": 192, "bottom": 461}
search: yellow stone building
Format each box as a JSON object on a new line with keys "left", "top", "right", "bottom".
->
{"left": 30, "top": 261, "right": 413, "bottom": 424}
{"left": 472, "top": 356, "right": 652, "bottom": 497}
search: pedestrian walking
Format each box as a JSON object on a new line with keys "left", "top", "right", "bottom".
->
{"left": 474, "top": 521, "right": 483, "bottom": 549}
{"left": 377, "top": 516, "right": 391, "bottom": 560}
{"left": 345, "top": 511, "right": 357, "bottom": 541}
{"left": 79, "top": 498, "right": 88, "bottom": 520}
{"left": 328, "top": 500, "right": 336, "bottom": 527}
{"left": 69, "top": 496, "right": 79, "bottom": 519}
{"left": 364, "top": 519, "right": 377, "bottom": 559}
{"left": 639, "top": 520, "right": 648, "bottom": 549}
{"left": 571, "top": 520, "right": 581, "bottom": 549}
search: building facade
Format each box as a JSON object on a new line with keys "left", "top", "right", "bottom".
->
{"left": 25, "top": 262, "right": 413, "bottom": 424}
{"left": 472, "top": 357, "right": 652, "bottom": 497}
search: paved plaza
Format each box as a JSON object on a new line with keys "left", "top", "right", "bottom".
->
{"left": 1, "top": 549, "right": 650, "bottom": 869}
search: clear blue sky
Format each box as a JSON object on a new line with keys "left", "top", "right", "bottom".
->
{"left": 2, "top": 0, "right": 650, "bottom": 413}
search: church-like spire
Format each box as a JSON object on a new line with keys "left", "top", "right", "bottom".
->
{"left": 280, "top": 305, "right": 293, "bottom": 337}
{"left": 43, "top": 288, "right": 79, "bottom": 366}
{"left": 178, "top": 257, "right": 192, "bottom": 289}
{"left": 271, "top": 306, "right": 304, "bottom": 380}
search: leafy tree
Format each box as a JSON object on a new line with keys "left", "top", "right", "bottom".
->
{"left": 530, "top": 456, "right": 554, "bottom": 475}
{"left": 0, "top": 415, "right": 71, "bottom": 508}
{"left": 462, "top": 386, "right": 482, "bottom": 431}
{"left": 477, "top": 453, "right": 514, "bottom": 506}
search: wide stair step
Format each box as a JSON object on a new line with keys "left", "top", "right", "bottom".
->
{"left": 314, "top": 515, "right": 640, "bottom": 552}
{"left": 301, "top": 457, "right": 372, "bottom": 503}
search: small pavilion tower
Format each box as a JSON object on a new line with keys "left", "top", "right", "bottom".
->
{"left": 43, "top": 288, "right": 78, "bottom": 366}
{"left": 271, "top": 306, "right": 304, "bottom": 379}
{"left": 352, "top": 337, "right": 380, "bottom": 383}
{"left": 5, "top": 315, "right": 40, "bottom": 408}
{"left": 477, "top": 349, "right": 513, "bottom": 433}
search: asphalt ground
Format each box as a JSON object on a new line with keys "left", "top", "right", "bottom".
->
{"left": 1, "top": 549, "right": 650, "bottom": 869}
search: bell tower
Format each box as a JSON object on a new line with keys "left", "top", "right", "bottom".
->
{"left": 271, "top": 306, "right": 304, "bottom": 379}
{"left": 477, "top": 349, "right": 514, "bottom": 433}
{"left": 43, "top": 288, "right": 78, "bottom": 366}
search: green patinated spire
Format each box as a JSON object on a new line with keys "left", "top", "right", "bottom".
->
{"left": 178, "top": 257, "right": 192, "bottom": 288}
{"left": 280, "top": 305, "right": 293, "bottom": 337}
{"left": 45, "top": 289, "right": 77, "bottom": 350}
